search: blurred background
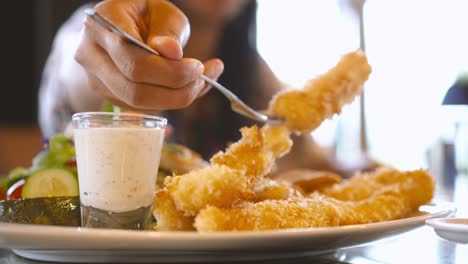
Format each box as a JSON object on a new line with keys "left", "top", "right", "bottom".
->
{"left": 0, "top": 1, "right": 90, "bottom": 173}
{"left": 1, "top": 0, "right": 468, "bottom": 180}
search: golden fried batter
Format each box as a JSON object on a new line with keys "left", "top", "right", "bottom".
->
{"left": 194, "top": 196, "right": 341, "bottom": 231}
{"left": 262, "top": 125, "right": 293, "bottom": 157}
{"left": 194, "top": 169, "right": 434, "bottom": 231}
{"left": 275, "top": 169, "right": 342, "bottom": 194}
{"left": 152, "top": 189, "right": 195, "bottom": 231}
{"left": 211, "top": 126, "right": 292, "bottom": 180}
{"left": 153, "top": 125, "right": 292, "bottom": 224}
{"left": 268, "top": 50, "right": 372, "bottom": 132}
{"left": 332, "top": 189, "right": 410, "bottom": 225}
{"left": 254, "top": 179, "right": 298, "bottom": 202}
{"left": 165, "top": 164, "right": 255, "bottom": 216}
{"left": 320, "top": 167, "right": 435, "bottom": 205}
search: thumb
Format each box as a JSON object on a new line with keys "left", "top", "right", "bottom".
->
{"left": 146, "top": 0, "right": 190, "bottom": 60}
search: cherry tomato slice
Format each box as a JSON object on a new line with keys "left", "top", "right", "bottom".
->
{"left": 165, "top": 125, "right": 173, "bottom": 139}
{"left": 66, "top": 159, "right": 77, "bottom": 168}
{"left": 7, "top": 179, "right": 25, "bottom": 200}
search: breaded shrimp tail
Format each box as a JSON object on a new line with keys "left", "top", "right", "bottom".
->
{"left": 268, "top": 50, "right": 372, "bottom": 132}
{"left": 211, "top": 125, "right": 292, "bottom": 179}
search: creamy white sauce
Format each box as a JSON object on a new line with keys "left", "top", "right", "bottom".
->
{"left": 74, "top": 127, "right": 164, "bottom": 213}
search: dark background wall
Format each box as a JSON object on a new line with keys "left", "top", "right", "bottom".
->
{"left": 1, "top": 0, "right": 91, "bottom": 124}
{"left": 0, "top": 1, "right": 91, "bottom": 173}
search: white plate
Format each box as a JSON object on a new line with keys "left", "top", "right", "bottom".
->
{"left": 426, "top": 217, "right": 468, "bottom": 244}
{"left": 0, "top": 204, "right": 455, "bottom": 263}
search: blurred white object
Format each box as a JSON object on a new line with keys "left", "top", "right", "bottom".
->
{"left": 426, "top": 138, "right": 456, "bottom": 201}
{"left": 454, "top": 122, "right": 468, "bottom": 174}
{"left": 426, "top": 218, "right": 468, "bottom": 244}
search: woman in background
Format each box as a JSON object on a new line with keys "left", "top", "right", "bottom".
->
{"left": 39, "top": 0, "right": 340, "bottom": 173}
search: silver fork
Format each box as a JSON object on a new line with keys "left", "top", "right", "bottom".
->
{"left": 85, "top": 9, "right": 282, "bottom": 125}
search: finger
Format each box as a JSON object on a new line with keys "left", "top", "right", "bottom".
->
{"left": 78, "top": 39, "right": 131, "bottom": 107}
{"left": 197, "top": 59, "right": 224, "bottom": 98}
{"left": 88, "top": 74, "right": 148, "bottom": 112}
{"left": 146, "top": 0, "right": 190, "bottom": 59}
{"left": 86, "top": 73, "right": 124, "bottom": 106}
{"left": 83, "top": 18, "right": 203, "bottom": 88}
{"left": 87, "top": 73, "right": 152, "bottom": 113}
{"left": 76, "top": 38, "right": 205, "bottom": 110}
{"left": 94, "top": 0, "right": 147, "bottom": 42}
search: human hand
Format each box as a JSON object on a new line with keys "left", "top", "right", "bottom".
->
{"left": 75, "top": 0, "right": 224, "bottom": 111}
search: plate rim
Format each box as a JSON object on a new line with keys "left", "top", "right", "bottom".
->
{"left": 0, "top": 203, "right": 455, "bottom": 240}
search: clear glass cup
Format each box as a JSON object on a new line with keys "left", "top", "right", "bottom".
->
{"left": 72, "top": 112, "right": 166, "bottom": 229}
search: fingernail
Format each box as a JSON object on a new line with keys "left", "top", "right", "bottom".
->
{"left": 215, "top": 61, "right": 224, "bottom": 73}
{"left": 192, "top": 61, "right": 204, "bottom": 77}
{"left": 206, "top": 61, "right": 224, "bottom": 79}
{"left": 193, "top": 78, "right": 205, "bottom": 96}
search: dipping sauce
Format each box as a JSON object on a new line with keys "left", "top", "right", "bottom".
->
{"left": 74, "top": 127, "right": 164, "bottom": 213}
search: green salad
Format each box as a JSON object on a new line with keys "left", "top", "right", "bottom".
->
{"left": 0, "top": 134, "right": 79, "bottom": 200}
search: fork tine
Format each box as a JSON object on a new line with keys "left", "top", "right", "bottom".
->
{"left": 200, "top": 76, "right": 282, "bottom": 125}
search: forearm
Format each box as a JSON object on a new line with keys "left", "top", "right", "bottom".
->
{"left": 38, "top": 4, "right": 103, "bottom": 137}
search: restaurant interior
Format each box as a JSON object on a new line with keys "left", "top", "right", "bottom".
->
{"left": 0, "top": 0, "right": 467, "bottom": 263}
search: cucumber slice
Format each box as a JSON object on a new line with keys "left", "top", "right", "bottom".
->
{"left": 22, "top": 169, "right": 79, "bottom": 198}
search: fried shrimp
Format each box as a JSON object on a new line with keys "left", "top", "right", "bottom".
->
{"left": 152, "top": 189, "right": 195, "bottom": 231}
{"left": 163, "top": 126, "right": 292, "bottom": 216}
{"left": 154, "top": 50, "right": 435, "bottom": 233}
{"left": 165, "top": 164, "right": 255, "bottom": 216}
{"left": 194, "top": 196, "right": 341, "bottom": 231}
{"left": 194, "top": 169, "right": 435, "bottom": 231}
{"left": 275, "top": 169, "right": 342, "bottom": 194}
{"left": 319, "top": 168, "right": 435, "bottom": 205}
{"left": 254, "top": 178, "right": 298, "bottom": 202}
{"left": 210, "top": 126, "right": 270, "bottom": 178}
{"left": 153, "top": 126, "right": 292, "bottom": 229}
{"left": 262, "top": 125, "right": 293, "bottom": 157}
{"left": 329, "top": 169, "right": 435, "bottom": 225}
{"left": 332, "top": 189, "right": 413, "bottom": 225}
{"left": 268, "top": 50, "right": 372, "bottom": 132}
{"left": 211, "top": 125, "right": 292, "bottom": 180}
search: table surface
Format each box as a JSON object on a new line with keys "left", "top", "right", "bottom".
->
{"left": 0, "top": 176, "right": 466, "bottom": 264}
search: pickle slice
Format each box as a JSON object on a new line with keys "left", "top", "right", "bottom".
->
{"left": 0, "top": 196, "right": 80, "bottom": 226}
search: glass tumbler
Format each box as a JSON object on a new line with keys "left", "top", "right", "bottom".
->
{"left": 72, "top": 112, "right": 166, "bottom": 229}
